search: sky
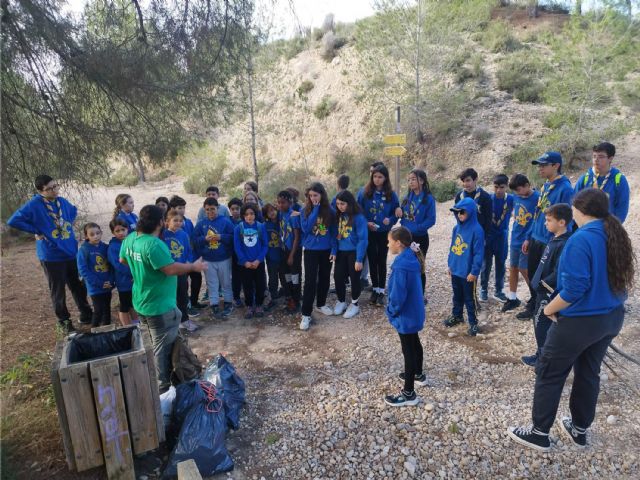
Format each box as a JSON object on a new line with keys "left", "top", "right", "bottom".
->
{"left": 63, "top": 0, "right": 377, "bottom": 38}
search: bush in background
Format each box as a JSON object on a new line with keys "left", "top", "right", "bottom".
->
{"left": 431, "top": 180, "right": 458, "bottom": 203}
{"left": 481, "top": 21, "right": 521, "bottom": 53}
{"left": 496, "top": 51, "right": 548, "bottom": 103}
{"left": 105, "top": 166, "right": 139, "bottom": 187}
{"left": 314, "top": 95, "right": 337, "bottom": 119}
{"left": 321, "top": 31, "right": 347, "bottom": 61}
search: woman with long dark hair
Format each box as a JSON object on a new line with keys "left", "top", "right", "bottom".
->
{"left": 395, "top": 168, "right": 436, "bottom": 294}
{"left": 358, "top": 165, "right": 400, "bottom": 306}
{"left": 508, "top": 188, "right": 635, "bottom": 452}
{"left": 299, "top": 182, "right": 337, "bottom": 330}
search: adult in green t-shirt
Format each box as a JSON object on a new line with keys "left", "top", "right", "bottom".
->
{"left": 120, "top": 205, "right": 206, "bottom": 392}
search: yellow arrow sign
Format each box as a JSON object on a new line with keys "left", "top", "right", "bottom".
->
{"left": 383, "top": 146, "right": 407, "bottom": 157}
{"left": 383, "top": 134, "right": 407, "bottom": 145}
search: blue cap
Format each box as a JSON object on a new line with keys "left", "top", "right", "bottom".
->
{"left": 532, "top": 151, "right": 562, "bottom": 166}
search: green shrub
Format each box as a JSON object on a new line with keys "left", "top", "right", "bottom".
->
{"left": 223, "top": 167, "right": 253, "bottom": 191}
{"left": 183, "top": 159, "right": 228, "bottom": 195}
{"left": 617, "top": 80, "right": 640, "bottom": 112}
{"left": 471, "top": 124, "right": 492, "bottom": 145}
{"left": 431, "top": 180, "right": 458, "bottom": 203}
{"left": 147, "top": 169, "right": 172, "bottom": 182}
{"left": 496, "top": 52, "right": 548, "bottom": 103}
{"left": 296, "top": 80, "right": 314, "bottom": 99}
{"left": 481, "top": 21, "right": 521, "bottom": 53}
{"left": 258, "top": 159, "right": 275, "bottom": 179}
{"left": 107, "top": 166, "right": 139, "bottom": 187}
{"left": 321, "top": 31, "right": 347, "bottom": 61}
{"left": 314, "top": 95, "right": 337, "bottom": 119}
{"left": 542, "top": 110, "right": 580, "bottom": 129}
{"left": 260, "top": 166, "right": 310, "bottom": 204}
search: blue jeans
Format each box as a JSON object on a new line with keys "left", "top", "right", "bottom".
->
{"left": 532, "top": 305, "right": 624, "bottom": 433}
{"left": 140, "top": 307, "right": 180, "bottom": 393}
{"left": 451, "top": 274, "right": 477, "bottom": 326}
{"left": 204, "top": 258, "right": 232, "bottom": 305}
{"left": 480, "top": 234, "right": 508, "bottom": 293}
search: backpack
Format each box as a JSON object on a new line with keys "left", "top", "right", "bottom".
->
{"left": 171, "top": 333, "right": 202, "bottom": 385}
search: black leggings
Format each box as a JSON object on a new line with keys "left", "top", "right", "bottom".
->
{"left": 118, "top": 290, "right": 133, "bottom": 313}
{"left": 177, "top": 274, "right": 189, "bottom": 322}
{"left": 188, "top": 271, "right": 202, "bottom": 305}
{"left": 399, "top": 332, "right": 423, "bottom": 393}
{"left": 413, "top": 233, "right": 429, "bottom": 293}
{"left": 367, "top": 231, "right": 389, "bottom": 290}
{"left": 526, "top": 238, "right": 547, "bottom": 307}
{"left": 241, "top": 262, "right": 266, "bottom": 308}
{"left": 279, "top": 248, "right": 302, "bottom": 303}
{"left": 334, "top": 251, "right": 361, "bottom": 303}
{"left": 301, "top": 249, "right": 331, "bottom": 316}
{"left": 231, "top": 252, "right": 242, "bottom": 300}
{"left": 91, "top": 292, "right": 112, "bottom": 327}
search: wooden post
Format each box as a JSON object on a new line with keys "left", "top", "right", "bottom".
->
{"left": 178, "top": 459, "right": 203, "bottom": 480}
{"left": 50, "top": 341, "right": 76, "bottom": 471}
{"left": 91, "top": 356, "right": 135, "bottom": 480}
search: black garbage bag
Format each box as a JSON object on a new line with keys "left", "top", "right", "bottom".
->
{"left": 162, "top": 381, "right": 233, "bottom": 478}
{"left": 66, "top": 326, "right": 137, "bottom": 363}
{"left": 203, "top": 355, "right": 246, "bottom": 430}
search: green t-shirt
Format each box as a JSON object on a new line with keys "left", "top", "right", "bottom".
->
{"left": 120, "top": 232, "right": 177, "bottom": 316}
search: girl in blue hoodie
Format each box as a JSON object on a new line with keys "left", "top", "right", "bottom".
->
{"left": 333, "top": 190, "right": 368, "bottom": 320}
{"left": 107, "top": 218, "right": 137, "bottom": 326}
{"left": 384, "top": 226, "right": 427, "bottom": 407}
{"left": 443, "top": 197, "right": 485, "bottom": 336}
{"left": 395, "top": 169, "right": 436, "bottom": 294}
{"left": 233, "top": 204, "right": 268, "bottom": 319}
{"left": 77, "top": 223, "right": 114, "bottom": 327}
{"left": 508, "top": 188, "right": 634, "bottom": 452}
{"left": 113, "top": 193, "right": 138, "bottom": 233}
{"left": 358, "top": 165, "right": 400, "bottom": 306}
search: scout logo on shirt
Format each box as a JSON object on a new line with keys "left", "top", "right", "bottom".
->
{"left": 515, "top": 205, "right": 532, "bottom": 227}
{"left": 312, "top": 218, "right": 327, "bottom": 236}
{"left": 243, "top": 227, "right": 258, "bottom": 247}
{"left": 268, "top": 231, "right": 279, "bottom": 248}
{"left": 337, "top": 216, "right": 352, "bottom": 239}
{"left": 279, "top": 217, "right": 292, "bottom": 243}
{"left": 404, "top": 202, "right": 417, "bottom": 222}
{"left": 450, "top": 235, "right": 468, "bottom": 256}
{"left": 169, "top": 239, "right": 184, "bottom": 259}
{"left": 94, "top": 255, "right": 109, "bottom": 272}
{"left": 207, "top": 228, "right": 219, "bottom": 249}
{"left": 51, "top": 220, "right": 72, "bottom": 239}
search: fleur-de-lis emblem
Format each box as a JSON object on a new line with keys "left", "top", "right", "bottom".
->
{"left": 338, "top": 217, "right": 352, "bottom": 239}
{"left": 51, "top": 221, "right": 72, "bottom": 239}
{"left": 94, "top": 255, "right": 109, "bottom": 272}
{"left": 515, "top": 206, "right": 532, "bottom": 227}
{"left": 207, "top": 228, "right": 219, "bottom": 249}
{"left": 170, "top": 239, "right": 184, "bottom": 259}
{"left": 450, "top": 234, "right": 468, "bottom": 256}
{"left": 269, "top": 231, "right": 279, "bottom": 248}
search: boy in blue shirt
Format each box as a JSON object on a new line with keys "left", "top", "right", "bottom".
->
{"left": 443, "top": 197, "right": 485, "bottom": 336}
{"left": 77, "top": 223, "right": 114, "bottom": 327}
{"left": 7, "top": 175, "right": 92, "bottom": 331}
{"left": 193, "top": 198, "right": 235, "bottom": 318}
{"left": 164, "top": 210, "right": 199, "bottom": 332}
{"left": 503, "top": 174, "right": 540, "bottom": 312}
{"left": 277, "top": 191, "right": 302, "bottom": 313}
{"left": 263, "top": 203, "right": 282, "bottom": 311}
{"left": 480, "top": 174, "right": 514, "bottom": 303}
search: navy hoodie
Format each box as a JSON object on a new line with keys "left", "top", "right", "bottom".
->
{"left": 193, "top": 216, "right": 234, "bottom": 262}
{"left": 399, "top": 190, "right": 436, "bottom": 237}
{"left": 385, "top": 248, "right": 425, "bottom": 334}
{"left": 299, "top": 205, "right": 338, "bottom": 251}
{"left": 357, "top": 189, "right": 400, "bottom": 233}
{"left": 77, "top": 241, "right": 114, "bottom": 296}
{"left": 447, "top": 197, "right": 485, "bottom": 278}
{"left": 8, "top": 194, "right": 79, "bottom": 261}
{"left": 107, "top": 237, "right": 133, "bottom": 292}
{"left": 531, "top": 231, "right": 571, "bottom": 294}
{"left": 336, "top": 213, "right": 368, "bottom": 262}
{"left": 265, "top": 219, "right": 283, "bottom": 263}
{"left": 234, "top": 221, "right": 268, "bottom": 264}
{"left": 530, "top": 175, "right": 573, "bottom": 244}
{"left": 162, "top": 228, "right": 192, "bottom": 264}
{"left": 557, "top": 219, "right": 625, "bottom": 316}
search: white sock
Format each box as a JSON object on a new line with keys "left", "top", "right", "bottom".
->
{"left": 352, "top": 298, "right": 359, "bottom": 305}
{"left": 507, "top": 291, "right": 517, "bottom": 300}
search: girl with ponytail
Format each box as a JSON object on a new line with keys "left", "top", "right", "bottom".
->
{"left": 508, "top": 188, "right": 635, "bottom": 452}
{"left": 383, "top": 226, "right": 427, "bottom": 407}
{"left": 113, "top": 193, "right": 138, "bottom": 233}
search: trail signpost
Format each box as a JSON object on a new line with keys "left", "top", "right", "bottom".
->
{"left": 384, "top": 107, "right": 405, "bottom": 193}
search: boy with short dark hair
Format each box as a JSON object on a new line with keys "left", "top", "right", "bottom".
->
{"left": 228, "top": 197, "right": 244, "bottom": 307}
{"left": 443, "top": 197, "right": 485, "bottom": 336}
{"left": 480, "top": 174, "right": 514, "bottom": 303}
{"left": 277, "top": 190, "right": 302, "bottom": 312}
{"left": 521, "top": 203, "right": 572, "bottom": 367}
{"left": 454, "top": 168, "right": 492, "bottom": 236}
{"left": 197, "top": 186, "right": 230, "bottom": 221}
{"left": 332, "top": 175, "right": 350, "bottom": 209}
{"left": 503, "top": 174, "right": 540, "bottom": 312}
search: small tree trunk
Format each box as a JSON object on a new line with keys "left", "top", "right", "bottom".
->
{"left": 135, "top": 154, "right": 146, "bottom": 183}
{"left": 625, "top": 0, "right": 632, "bottom": 18}
{"left": 575, "top": 0, "right": 582, "bottom": 15}
{"left": 247, "top": 50, "right": 259, "bottom": 186}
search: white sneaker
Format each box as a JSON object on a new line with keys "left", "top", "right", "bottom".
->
{"left": 315, "top": 305, "right": 333, "bottom": 316}
{"left": 343, "top": 303, "right": 360, "bottom": 319}
{"left": 185, "top": 319, "right": 200, "bottom": 332}
{"left": 299, "top": 315, "right": 311, "bottom": 331}
{"left": 333, "top": 301, "right": 347, "bottom": 316}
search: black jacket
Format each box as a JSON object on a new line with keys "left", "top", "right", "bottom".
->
{"left": 531, "top": 231, "right": 572, "bottom": 294}
{"left": 454, "top": 188, "right": 492, "bottom": 236}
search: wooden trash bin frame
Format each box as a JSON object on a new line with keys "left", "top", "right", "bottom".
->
{"left": 51, "top": 324, "right": 164, "bottom": 479}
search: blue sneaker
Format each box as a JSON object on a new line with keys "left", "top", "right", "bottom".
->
{"left": 222, "top": 302, "right": 233, "bottom": 317}
{"left": 210, "top": 305, "right": 222, "bottom": 318}
{"left": 493, "top": 292, "right": 508, "bottom": 303}
{"left": 521, "top": 354, "right": 538, "bottom": 367}
{"left": 233, "top": 298, "right": 243, "bottom": 308}
{"left": 467, "top": 324, "right": 479, "bottom": 336}
{"left": 479, "top": 290, "right": 488, "bottom": 302}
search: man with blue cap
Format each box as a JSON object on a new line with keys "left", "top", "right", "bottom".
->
{"left": 517, "top": 152, "right": 573, "bottom": 320}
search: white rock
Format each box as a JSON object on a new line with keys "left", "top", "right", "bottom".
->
{"left": 425, "top": 403, "right": 435, "bottom": 412}
{"left": 447, "top": 332, "right": 457, "bottom": 338}
{"left": 404, "top": 461, "right": 416, "bottom": 476}
{"left": 607, "top": 415, "right": 617, "bottom": 425}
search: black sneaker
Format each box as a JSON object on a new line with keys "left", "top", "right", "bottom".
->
{"left": 376, "top": 294, "right": 385, "bottom": 307}
{"left": 192, "top": 301, "right": 208, "bottom": 309}
{"left": 369, "top": 291, "right": 379, "bottom": 305}
{"left": 79, "top": 312, "right": 93, "bottom": 325}
{"left": 398, "top": 372, "right": 430, "bottom": 387}
{"left": 557, "top": 417, "right": 587, "bottom": 447}
{"left": 58, "top": 320, "right": 76, "bottom": 334}
{"left": 521, "top": 354, "right": 538, "bottom": 367}
{"left": 516, "top": 309, "right": 533, "bottom": 320}
{"left": 211, "top": 305, "right": 222, "bottom": 318}
{"left": 507, "top": 425, "right": 551, "bottom": 452}
{"left": 467, "top": 324, "right": 479, "bottom": 336}
{"left": 187, "top": 307, "right": 201, "bottom": 318}
{"left": 384, "top": 390, "right": 419, "bottom": 407}
{"left": 222, "top": 302, "right": 233, "bottom": 317}
{"left": 501, "top": 298, "right": 521, "bottom": 312}
{"left": 443, "top": 314, "right": 464, "bottom": 328}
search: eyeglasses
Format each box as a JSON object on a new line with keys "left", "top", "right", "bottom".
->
{"left": 43, "top": 184, "right": 59, "bottom": 192}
